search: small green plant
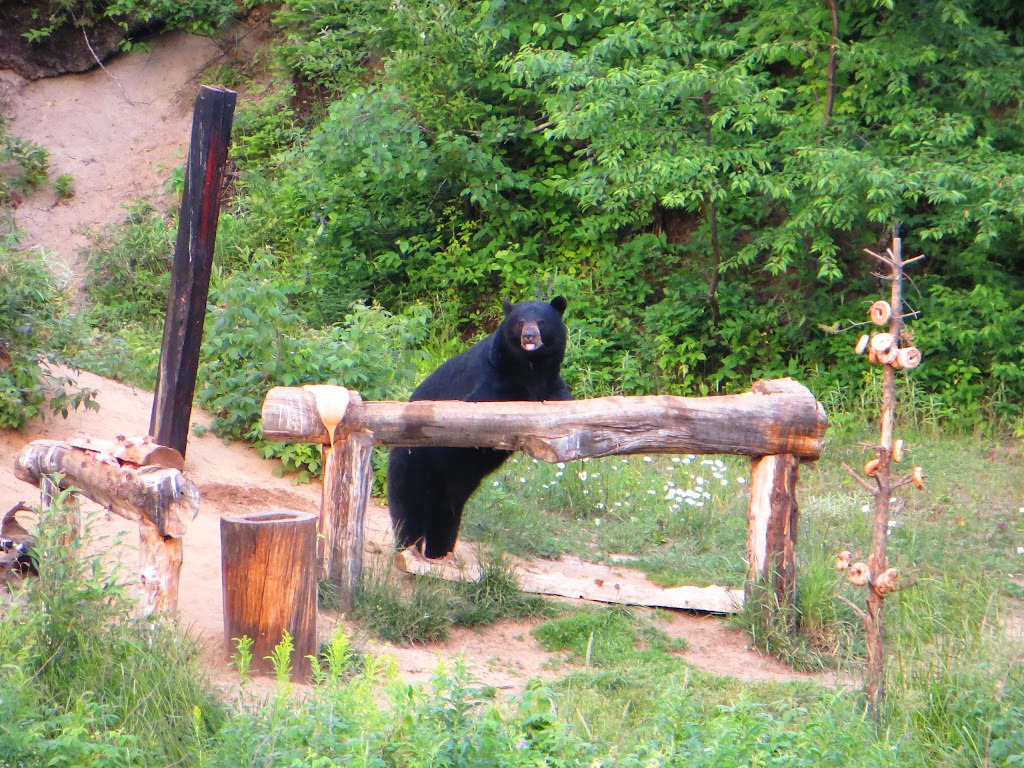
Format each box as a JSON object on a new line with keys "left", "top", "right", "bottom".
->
{"left": 53, "top": 172, "right": 75, "bottom": 200}
{"left": 267, "top": 630, "right": 294, "bottom": 683}
{"left": 230, "top": 635, "right": 254, "bottom": 684}
{"left": 0, "top": 133, "right": 49, "bottom": 201}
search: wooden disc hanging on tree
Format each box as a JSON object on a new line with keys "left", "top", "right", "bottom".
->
{"left": 869, "top": 300, "right": 892, "bottom": 325}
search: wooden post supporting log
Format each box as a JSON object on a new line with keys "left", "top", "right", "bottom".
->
{"left": 745, "top": 453, "right": 800, "bottom": 624}
{"left": 14, "top": 437, "right": 197, "bottom": 614}
{"left": 261, "top": 378, "right": 826, "bottom": 617}
{"left": 220, "top": 511, "right": 318, "bottom": 682}
{"left": 320, "top": 431, "right": 373, "bottom": 609}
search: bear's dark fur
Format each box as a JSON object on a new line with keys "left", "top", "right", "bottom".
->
{"left": 387, "top": 297, "right": 571, "bottom": 558}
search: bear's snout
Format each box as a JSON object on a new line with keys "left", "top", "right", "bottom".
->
{"left": 520, "top": 321, "right": 543, "bottom": 351}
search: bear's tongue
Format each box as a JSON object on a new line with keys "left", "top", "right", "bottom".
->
{"left": 522, "top": 342, "right": 538, "bottom": 351}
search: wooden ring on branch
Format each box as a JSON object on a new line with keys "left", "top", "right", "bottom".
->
{"left": 855, "top": 334, "right": 870, "bottom": 355}
{"left": 892, "top": 439, "right": 904, "bottom": 463}
{"left": 834, "top": 550, "right": 852, "bottom": 571}
{"left": 911, "top": 466, "right": 925, "bottom": 490}
{"left": 896, "top": 347, "right": 921, "bottom": 370}
{"left": 870, "top": 332, "right": 895, "bottom": 354}
{"left": 872, "top": 567, "right": 900, "bottom": 597}
{"left": 864, "top": 458, "right": 881, "bottom": 476}
{"left": 877, "top": 345, "right": 899, "bottom": 366}
{"left": 847, "top": 562, "right": 870, "bottom": 586}
{"left": 869, "top": 300, "right": 892, "bottom": 326}
{"left": 867, "top": 347, "right": 879, "bottom": 365}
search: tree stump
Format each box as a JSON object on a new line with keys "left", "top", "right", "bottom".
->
{"left": 220, "top": 510, "right": 318, "bottom": 682}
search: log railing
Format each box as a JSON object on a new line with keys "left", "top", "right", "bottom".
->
{"left": 262, "top": 377, "right": 827, "bottom": 618}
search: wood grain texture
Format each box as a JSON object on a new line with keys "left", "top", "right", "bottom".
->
{"left": 746, "top": 453, "right": 800, "bottom": 623}
{"left": 14, "top": 439, "right": 198, "bottom": 536}
{"left": 262, "top": 377, "right": 827, "bottom": 461}
{"left": 220, "top": 510, "right": 317, "bottom": 681}
{"left": 319, "top": 431, "right": 373, "bottom": 609}
{"left": 150, "top": 85, "right": 236, "bottom": 458}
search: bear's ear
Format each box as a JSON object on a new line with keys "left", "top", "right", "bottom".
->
{"left": 550, "top": 296, "right": 568, "bottom": 316}
{"left": 502, "top": 300, "right": 514, "bottom": 316}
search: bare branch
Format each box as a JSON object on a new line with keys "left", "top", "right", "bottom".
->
{"left": 841, "top": 462, "right": 877, "bottom": 494}
{"left": 890, "top": 472, "right": 916, "bottom": 490}
{"left": 864, "top": 248, "right": 897, "bottom": 269}
{"left": 824, "top": 0, "right": 839, "bottom": 125}
{"left": 77, "top": 21, "right": 134, "bottom": 105}
{"left": 836, "top": 593, "right": 867, "bottom": 620}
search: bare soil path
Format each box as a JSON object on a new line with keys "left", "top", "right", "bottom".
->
{"left": 0, "top": 32, "right": 836, "bottom": 695}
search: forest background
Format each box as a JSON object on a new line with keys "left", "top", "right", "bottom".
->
{"left": 3, "top": 0, "right": 1023, "bottom": 463}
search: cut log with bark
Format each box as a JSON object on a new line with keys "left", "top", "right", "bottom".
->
{"left": 220, "top": 510, "right": 318, "bottom": 682}
{"left": 14, "top": 438, "right": 199, "bottom": 614}
{"left": 262, "top": 377, "right": 827, "bottom": 462}
{"left": 67, "top": 434, "right": 185, "bottom": 471}
{"left": 14, "top": 440, "right": 198, "bottom": 536}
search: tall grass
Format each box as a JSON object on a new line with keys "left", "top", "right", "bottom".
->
{"left": 0, "top": 488, "right": 224, "bottom": 767}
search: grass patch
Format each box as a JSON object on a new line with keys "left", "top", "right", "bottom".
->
{"left": 351, "top": 554, "right": 552, "bottom": 645}
{"left": 465, "top": 454, "right": 750, "bottom": 587}
{"left": 0, "top": 489, "right": 224, "bottom": 767}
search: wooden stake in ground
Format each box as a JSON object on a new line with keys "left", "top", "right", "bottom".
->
{"left": 840, "top": 226, "right": 925, "bottom": 716}
{"left": 150, "top": 85, "right": 236, "bottom": 459}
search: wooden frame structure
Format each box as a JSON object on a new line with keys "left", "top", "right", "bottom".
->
{"left": 14, "top": 436, "right": 198, "bottom": 615}
{"left": 262, "top": 377, "right": 827, "bottom": 618}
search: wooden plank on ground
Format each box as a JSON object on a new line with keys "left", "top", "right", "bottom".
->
{"left": 393, "top": 550, "right": 744, "bottom": 614}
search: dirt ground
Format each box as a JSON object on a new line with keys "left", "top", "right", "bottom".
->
{"left": 0, "top": 31, "right": 835, "bottom": 694}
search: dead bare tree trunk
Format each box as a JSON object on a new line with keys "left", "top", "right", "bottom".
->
{"left": 839, "top": 227, "right": 925, "bottom": 717}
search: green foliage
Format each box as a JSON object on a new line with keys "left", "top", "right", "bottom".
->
{"left": 0, "top": 489, "right": 224, "bottom": 766}
{"left": 0, "top": 132, "right": 49, "bottom": 202}
{"left": 194, "top": 262, "right": 431, "bottom": 476}
{"left": 219, "top": 0, "right": 1024, "bottom": 427}
{"left": 83, "top": 201, "right": 175, "bottom": 328}
{"left": 53, "top": 172, "right": 75, "bottom": 199}
{"left": 73, "top": 0, "right": 1024, "bottom": 438}
{"left": 0, "top": 248, "right": 98, "bottom": 428}
{"left": 20, "top": 0, "right": 245, "bottom": 44}
{"left": 353, "top": 557, "right": 550, "bottom": 645}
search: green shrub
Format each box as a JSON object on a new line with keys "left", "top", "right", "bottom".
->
{"left": 0, "top": 249, "right": 97, "bottom": 428}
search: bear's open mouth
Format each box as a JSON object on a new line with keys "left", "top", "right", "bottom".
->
{"left": 522, "top": 341, "right": 540, "bottom": 351}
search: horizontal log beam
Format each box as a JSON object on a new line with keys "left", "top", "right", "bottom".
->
{"left": 14, "top": 440, "right": 199, "bottom": 537}
{"left": 262, "top": 377, "right": 827, "bottom": 461}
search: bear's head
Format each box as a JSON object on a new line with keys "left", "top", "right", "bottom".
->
{"left": 498, "top": 297, "right": 568, "bottom": 362}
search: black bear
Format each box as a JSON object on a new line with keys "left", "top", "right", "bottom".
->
{"left": 387, "top": 297, "right": 571, "bottom": 558}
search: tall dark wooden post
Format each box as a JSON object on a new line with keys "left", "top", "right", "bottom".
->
{"left": 151, "top": 86, "right": 237, "bottom": 457}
